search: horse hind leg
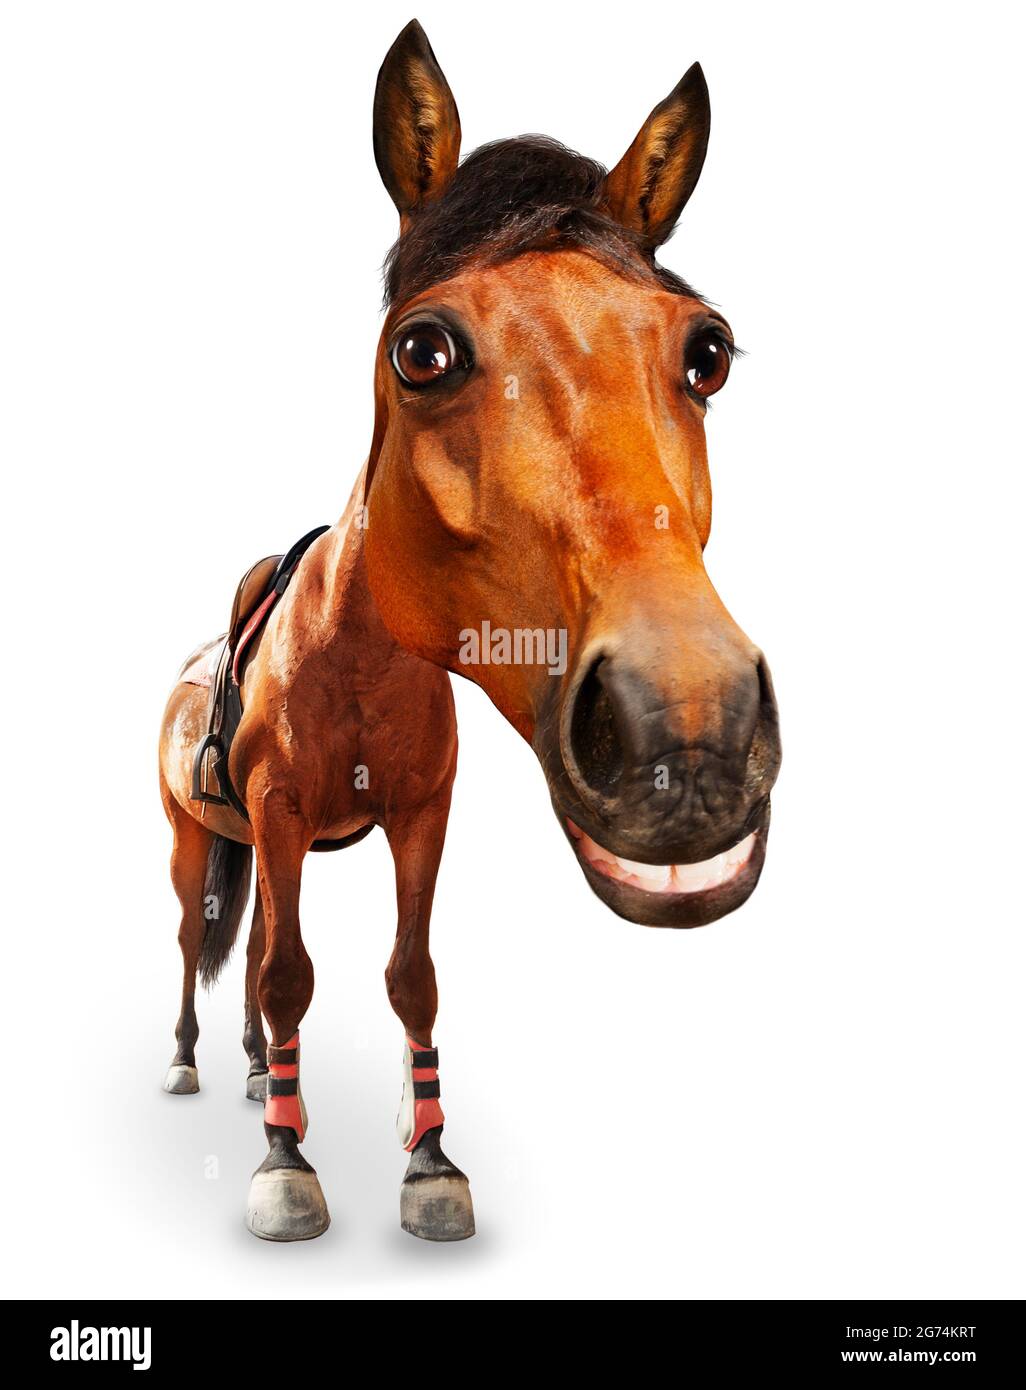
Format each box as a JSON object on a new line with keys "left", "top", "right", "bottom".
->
{"left": 243, "top": 889, "right": 269, "bottom": 1102}
{"left": 161, "top": 794, "right": 212, "bottom": 1094}
{"left": 160, "top": 780, "right": 253, "bottom": 1095}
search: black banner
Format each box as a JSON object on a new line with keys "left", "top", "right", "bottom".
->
{"left": 5, "top": 1299, "right": 1021, "bottom": 1377}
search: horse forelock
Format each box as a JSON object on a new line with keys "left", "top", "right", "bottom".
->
{"left": 382, "top": 136, "right": 700, "bottom": 307}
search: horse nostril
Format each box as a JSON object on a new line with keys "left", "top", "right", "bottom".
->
{"left": 568, "top": 657, "right": 624, "bottom": 796}
{"left": 755, "top": 653, "right": 777, "bottom": 713}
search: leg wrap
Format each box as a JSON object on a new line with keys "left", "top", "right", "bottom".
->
{"left": 265, "top": 1031, "right": 306, "bottom": 1141}
{"left": 397, "top": 1035, "right": 445, "bottom": 1152}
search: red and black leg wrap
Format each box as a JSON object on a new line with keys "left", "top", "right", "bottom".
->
{"left": 265, "top": 1031, "right": 304, "bottom": 1141}
{"left": 400, "top": 1035, "right": 445, "bottom": 1152}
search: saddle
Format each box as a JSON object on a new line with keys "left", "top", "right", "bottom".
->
{"left": 190, "top": 525, "right": 330, "bottom": 819}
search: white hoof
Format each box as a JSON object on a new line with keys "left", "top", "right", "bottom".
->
{"left": 246, "top": 1168, "right": 330, "bottom": 1242}
{"left": 246, "top": 1071, "right": 268, "bottom": 1103}
{"left": 163, "top": 1063, "right": 199, "bottom": 1095}
{"left": 401, "top": 1175, "right": 475, "bottom": 1242}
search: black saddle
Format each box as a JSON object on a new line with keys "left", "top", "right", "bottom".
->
{"left": 190, "top": 525, "right": 330, "bottom": 818}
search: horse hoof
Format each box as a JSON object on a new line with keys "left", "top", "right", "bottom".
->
{"left": 401, "top": 1175, "right": 475, "bottom": 1242}
{"left": 246, "top": 1071, "right": 268, "bottom": 1103}
{"left": 245, "top": 1168, "right": 330, "bottom": 1242}
{"left": 163, "top": 1063, "right": 199, "bottom": 1095}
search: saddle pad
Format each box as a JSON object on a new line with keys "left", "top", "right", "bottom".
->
{"left": 180, "top": 640, "right": 223, "bottom": 689}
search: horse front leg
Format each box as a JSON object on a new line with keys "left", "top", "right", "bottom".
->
{"left": 244, "top": 806, "right": 329, "bottom": 1242}
{"left": 386, "top": 800, "right": 474, "bottom": 1242}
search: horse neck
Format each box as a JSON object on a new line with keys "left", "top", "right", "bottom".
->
{"left": 316, "top": 465, "right": 393, "bottom": 646}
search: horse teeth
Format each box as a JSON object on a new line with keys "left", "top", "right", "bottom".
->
{"left": 569, "top": 822, "right": 756, "bottom": 895}
{"left": 673, "top": 854, "right": 725, "bottom": 891}
{"left": 617, "top": 856, "right": 673, "bottom": 889}
{"left": 725, "top": 833, "right": 757, "bottom": 869}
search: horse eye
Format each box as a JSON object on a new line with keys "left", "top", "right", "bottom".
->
{"left": 391, "top": 323, "right": 460, "bottom": 387}
{"left": 685, "top": 332, "right": 731, "bottom": 398}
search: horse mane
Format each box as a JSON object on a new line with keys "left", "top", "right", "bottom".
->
{"left": 382, "top": 136, "right": 700, "bottom": 307}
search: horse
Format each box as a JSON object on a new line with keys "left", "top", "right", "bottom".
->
{"left": 157, "top": 19, "right": 782, "bottom": 1244}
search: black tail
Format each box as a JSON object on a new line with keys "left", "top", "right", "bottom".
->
{"left": 198, "top": 834, "right": 253, "bottom": 988}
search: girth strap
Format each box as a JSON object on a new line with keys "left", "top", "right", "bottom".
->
{"left": 190, "top": 525, "right": 330, "bottom": 820}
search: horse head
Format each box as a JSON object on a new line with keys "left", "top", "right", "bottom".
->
{"left": 364, "top": 21, "right": 781, "bottom": 928}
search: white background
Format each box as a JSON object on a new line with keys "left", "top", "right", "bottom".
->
{"left": 2, "top": 1, "right": 1023, "bottom": 1300}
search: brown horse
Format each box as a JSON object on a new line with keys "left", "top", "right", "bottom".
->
{"left": 158, "top": 20, "right": 781, "bottom": 1244}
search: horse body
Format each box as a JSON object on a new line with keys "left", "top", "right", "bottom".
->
{"left": 158, "top": 21, "right": 781, "bottom": 1244}
{"left": 159, "top": 479, "right": 461, "bottom": 1238}
{"left": 162, "top": 481, "right": 454, "bottom": 849}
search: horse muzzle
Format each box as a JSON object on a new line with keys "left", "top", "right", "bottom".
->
{"left": 534, "top": 641, "right": 782, "bottom": 928}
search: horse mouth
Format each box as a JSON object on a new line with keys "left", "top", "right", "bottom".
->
{"left": 564, "top": 810, "right": 769, "bottom": 928}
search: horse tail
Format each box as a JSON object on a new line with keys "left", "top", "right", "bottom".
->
{"left": 198, "top": 834, "right": 253, "bottom": 988}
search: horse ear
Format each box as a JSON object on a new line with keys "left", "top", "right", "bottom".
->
{"left": 373, "top": 20, "right": 461, "bottom": 225}
{"left": 604, "top": 63, "right": 711, "bottom": 250}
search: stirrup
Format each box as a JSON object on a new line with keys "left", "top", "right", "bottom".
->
{"left": 191, "top": 733, "right": 229, "bottom": 806}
